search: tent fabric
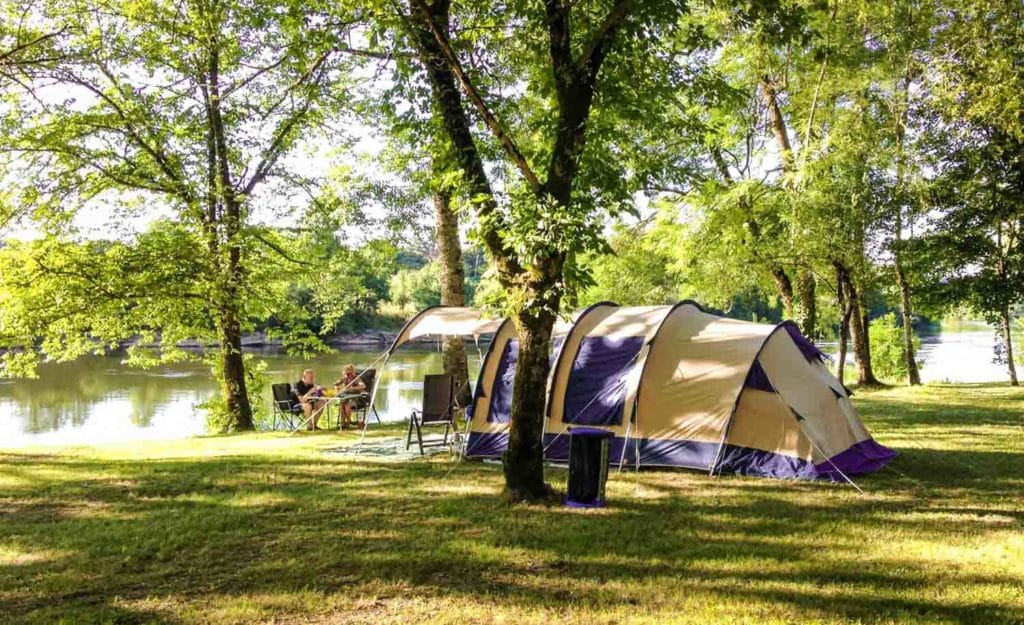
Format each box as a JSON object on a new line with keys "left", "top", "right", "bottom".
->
{"left": 744, "top": 360, "right": 775, "bottom": 392}
{"left": 390, "top": 306, "right": 503, "bottom": 353}
{"left": 460, "top": 301, "right": 895, "bottom": 482}
{"left": 486, "top": 340, "right": 518, "bottom": 423}
{"left": 783, "top": 322, "right": 827, "bottom": 361}
{"left": 562, "top": 336, "right": 644, "bottom": 426}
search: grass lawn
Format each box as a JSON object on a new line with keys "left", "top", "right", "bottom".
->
{"left": 1, "top": 384, "right": 1022, "bottom": 624}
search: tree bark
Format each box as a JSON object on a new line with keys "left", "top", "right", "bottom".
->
{"left": 894, "top": 257, "right": 921, "bottom": 385}
{"left": 1000, "top": 306, "right": 1019, "bottom": 386}
{"left": 433, "top": 188, "right": 472, "bottom": 407}
{"left": 203, "top": 35, "right": 254, "bottom": 431}
{"left": 761, "top": 79, "right": 795, "bottom": 173}
{"left": 772, "top": 266, "right": 795, "bottom": 318}
{"left": 218, "top": 307, "right": 254, "bottom": 430}
{"left": 759, "top": 80, "right": 803, "bottom": 320}
{"left": 503, "top": 307, "right": 557, "bottom": 500}
{"left": 850, "top": 289, "right": 878, "bottom": 386}
{"left": 835, "top": 261, "right": 879, "bottom": 386}
{"left": 796, "top": 269, "right": 816, "bottom": 337}
{"left": 834, "top": 262, "right": 853, "bottom": 386}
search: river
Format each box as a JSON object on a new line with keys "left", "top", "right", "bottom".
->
{"left": 0, "top": 326, "right": 1015, "bottom": 446}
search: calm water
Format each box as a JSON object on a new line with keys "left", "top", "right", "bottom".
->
{"left": 0, "top": 328, "right": 1015, "bottom": 446}
{"left": 0, "top": 348, "right": 480, "bottom": 446}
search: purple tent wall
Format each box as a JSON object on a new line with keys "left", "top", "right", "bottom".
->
{"left": 744, "top": 359, "right": 775, "bottom": 392}
{"left": 486, "top": 340, "right": 519, "bottom": 423}
{"left": 783, "top": 323, "right": 826, "bottom": 361}
{"left": 562, "top": 336, "right": 644, "bottom": 426}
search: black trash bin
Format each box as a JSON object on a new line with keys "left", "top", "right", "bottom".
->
{"left": 565, "top": 427, "right": 614, "bottom": 508}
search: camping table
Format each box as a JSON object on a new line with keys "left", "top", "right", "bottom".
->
{"left": 300, "top": 392, "right": 363, "bottom": 430}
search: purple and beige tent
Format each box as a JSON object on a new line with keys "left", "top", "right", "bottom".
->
{"left": 464, "top": 301, "right": 896, "bottom": 482}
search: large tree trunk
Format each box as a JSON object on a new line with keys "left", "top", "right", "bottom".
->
{"left": 796, "top": 269, "right": 816, "bottom": 337}
{"left": 204, "top": 42, "right": 254, "bottom": 431}
{"left": 409, "top": 0, "right": 630, "bottom": 500}
{"left": 408, "top": 0, "right": 549, "bottom": 499}
{"left": 433, "top": 188, "right": 472, "bottom": 407}
{"left": 1000, "top": 306, "right": 1019, "bottom": 386}
{"left": 503, "top": 306, "right": 556, "bottom": 500}
{"left": 218, "top": 305, "right": 254, "bottom": 430}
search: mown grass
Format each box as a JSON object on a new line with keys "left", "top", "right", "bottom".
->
{"left": 1, "top": 384, "right": 1022, "bottom": 624}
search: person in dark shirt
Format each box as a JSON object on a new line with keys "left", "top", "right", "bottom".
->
{"left": 293, "top": 368, "right": 325, "bottom": 430}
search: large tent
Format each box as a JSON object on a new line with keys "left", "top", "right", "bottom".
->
{"left": 463, "top": 301, "right": 896, "bottom": 481}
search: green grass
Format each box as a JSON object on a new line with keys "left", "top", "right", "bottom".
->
{"left": 1, "top": 384, "right": 1022, "bottom": 624}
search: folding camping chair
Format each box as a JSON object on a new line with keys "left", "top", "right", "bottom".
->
{"left": 271, "top": 383, "right": 302, "bottom": 429}
{"left": 406, "top": 374, "right": 456, "bottom": 455}
{"left": 350, "top": 368, "right": 382, "bottom": 425}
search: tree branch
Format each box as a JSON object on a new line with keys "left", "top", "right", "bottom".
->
{"left": 409, "top": 0, "right": 541, "bottom": 191}
{"left": 576, "top": 0, "right": 634, "bottom": 80}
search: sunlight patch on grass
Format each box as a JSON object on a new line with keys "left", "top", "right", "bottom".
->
{"left": 419, "top": 482, "right": 496, "bottom": 496}
{"left": 0, "top": 545, "right": 68, "bottom": 566}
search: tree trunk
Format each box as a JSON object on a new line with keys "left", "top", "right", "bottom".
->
{"left": 203, "top": 40, "right": 254, "bottom": 431}
{"left": 761, "top": 79, "right": 795, "bottom": 172}
{"left": 218, "top": 306, "right": 254, "bottom": 430}
{"left": 409, "top": 0, "right": 629, "bottom": 500}
{"left": 835, "top": 261, "right": 879, "bottom": 386}
{"left": 433, "top": 188, "right": 472, "bottom": 407}
{"left": 772, "top": 267, "right": 795, "bottom": 318}
{"left": 1000, "top": 306, "right": 1019, "bottom": 386}
{"left": 850, "top": 296, "right": 878, "bottom": 386}
{"left": 893, "top": 72, "right": 921, "bottom": 386}
{"left": 894, "top": 258, "right": 921, "bottom": 385}
{"left": 834, "top": 261, "right": 852, "bottom": 386}
{"left": 796, "top": 269, "right": 816, "bottom": 337}
{"left": 502, "top": 306, "right": 556, "bottom": 500}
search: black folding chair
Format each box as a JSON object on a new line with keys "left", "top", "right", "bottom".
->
{"left": 271, "top": 383, "right": 301, "bottom": 429}
{"left": 406, "top": 374, "right": 456, "bottom": 455}
{"left": 351, "top": 368, "right": 382, "bottom": 425}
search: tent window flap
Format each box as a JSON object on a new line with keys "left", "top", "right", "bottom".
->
{"left": 563, "top": 336, "right": 643, "bottom": 426}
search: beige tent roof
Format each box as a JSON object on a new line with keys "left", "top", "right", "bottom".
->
{"left": 389, "top": 306, "right": 504, "bottom": 353}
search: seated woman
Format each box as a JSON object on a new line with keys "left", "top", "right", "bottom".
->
{"left": 293, "top": 368, "right": 326, "bottom": 431}
{"left": 334, "top": 364, "right": 367, "bottom": 430}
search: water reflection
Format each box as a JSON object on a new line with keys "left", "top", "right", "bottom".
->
{"left": 0, "top": 348, "right": 478, "bottom": 446}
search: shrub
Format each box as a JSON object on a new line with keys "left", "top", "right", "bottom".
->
{"left": 870, "top": 312, "right": 922, "bottom": 382}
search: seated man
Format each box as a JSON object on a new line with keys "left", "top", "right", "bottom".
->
{"left": 334, "top": 364, "right": 367, "bottom": 430}
{"left": 293, "top": 368, "right": 326, "bottom": 431}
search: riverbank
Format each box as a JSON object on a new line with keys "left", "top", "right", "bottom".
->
{"left": 1, "top": 383, "right": 1021, "bottom": 624}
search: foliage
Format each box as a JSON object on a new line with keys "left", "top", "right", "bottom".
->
{"left": 580, "top": 218, "right": 683, "bottom": 307}
{"left": 388, "top": 262, "right": 441, "bottom": 311}
{"left": 869, "top": 312, "right": 922, "bottom": 382}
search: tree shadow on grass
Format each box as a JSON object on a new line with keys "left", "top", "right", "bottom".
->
{"left": 1, "top": 450, "right": 1022, "bottom": 625}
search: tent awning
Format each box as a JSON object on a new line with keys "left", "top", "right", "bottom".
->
{"left": 389, "top": 306, "right": 504, "bottom": 353}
